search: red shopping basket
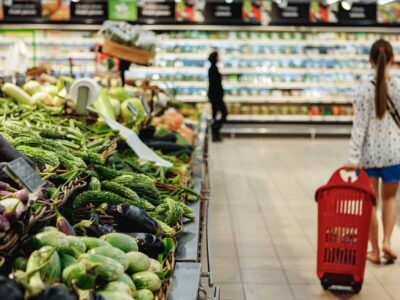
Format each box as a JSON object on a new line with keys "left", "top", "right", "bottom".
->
{"left": 315, "top": 167, "right": 376, "bottom": 293}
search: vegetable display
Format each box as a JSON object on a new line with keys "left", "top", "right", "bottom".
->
{"left": 0, "top": 76, "right": 201, "bottom": 300}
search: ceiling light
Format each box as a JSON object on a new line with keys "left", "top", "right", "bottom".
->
{"left": 225, "top": 0, "right": 234, "bottom": 3}
{"left": 71, "top": 0, "right": 80, "bottom": 2}
{"left": 378, "top": 0, "right": 395, "bottom": 5}
{"left": 341, "top": 0, "right": 352, "bottom": 10}
{"left": 326, "top": 0, "right": 340, "bottom": 5}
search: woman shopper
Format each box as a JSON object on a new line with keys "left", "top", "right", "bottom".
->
{"left": 346, "top": 39, "right": 400, "bottom": 264}
{"left": 208, "top": 50, "right": 227, "bottom": 142}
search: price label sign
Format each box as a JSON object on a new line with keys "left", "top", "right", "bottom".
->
{"left": 6, "top": 157, "right": 44, "bottom": 193}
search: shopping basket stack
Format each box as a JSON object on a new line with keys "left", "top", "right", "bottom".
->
{"left": 315, "top": 168, "right": 376, "bottom": 293}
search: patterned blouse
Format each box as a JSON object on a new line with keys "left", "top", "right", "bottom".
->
{"left": 348, "top": 78, "right": 400, "bottom": 168}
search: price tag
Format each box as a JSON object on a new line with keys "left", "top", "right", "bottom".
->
{"left": 6, "top": 158, "right": 44, "bottom": 193}
{"left": 127, "top": 102, "right": 139, "bottom": 118}
{"left": 141, "top": 96, "right": 151, "bottom": 117}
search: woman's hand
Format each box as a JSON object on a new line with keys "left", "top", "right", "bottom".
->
{"left": 344, "top": 163, "right": 358, "bottom": 171}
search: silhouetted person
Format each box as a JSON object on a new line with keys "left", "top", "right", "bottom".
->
{"left": 208, "top": 51, "right": 227, "bottom": 142}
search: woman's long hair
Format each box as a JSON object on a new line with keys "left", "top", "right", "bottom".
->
{"left": 370, "top": 39, "right": 394, "bottom": 119}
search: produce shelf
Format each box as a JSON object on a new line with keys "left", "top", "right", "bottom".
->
{"left": 168, "top": 262, "right": 202, "bottom": 300}
{"left": 227, "top": 114, "right": 353, "bottom": 122}
{"left": 176, "top": 114, "right": 207, "bottom": 262}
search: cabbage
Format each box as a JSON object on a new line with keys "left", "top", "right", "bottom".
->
{"left": 23, "top": 81, "right": 42, "bottom": 96}
{"left": 108, "top": 87, "right": 131, "bottom": 102}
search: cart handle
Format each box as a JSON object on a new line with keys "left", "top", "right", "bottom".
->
{"left": 315, "top": 167, "right": 376, "bottom": 205}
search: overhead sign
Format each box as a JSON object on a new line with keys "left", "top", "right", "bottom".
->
{"left": 204, "top": 0, "right": 243, "bottom": 24}
{"left": 138, "top": 0, "right": 176, "bottom": 23}
{"left": 270, "top": 0, "right": 310, "bottom": 24}
{"left": 338, "top": 3, "right": 376, "bottom": 25}
{"left": 71, "top": 0, "right": 107, "bottom": 23}
{"left": 4, "top": 0, "right": 41, "bottom": 19}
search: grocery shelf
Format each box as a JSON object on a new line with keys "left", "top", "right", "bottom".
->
{"left": 227, "top": 114, "right": 353, "bottom": 122}
{"left": 175, "top": 115, "right": 207, "bottom": 262}
{"left": 221, "top": 123, "right": 352, "bottom": 137}
{"left": 168, "top": 262, "right": 202, "bottom": 300}
{"left": 175, "top": 95, "right": 351, "bottom": 104}
{"left": 162, "top": 80, "right": 358, "bottom": 89}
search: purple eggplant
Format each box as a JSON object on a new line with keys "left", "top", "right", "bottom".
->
{"left": 128, "top": 232, "right": 165, "bottom": 259}
{"left": 0, "top": 190, "right": 12, "bottom": 198}
{"left": 0, "top": 215, "right": 10, "bottom": 232}
{"left": 15, "top": 189, "right": 29, "bottom": 203}
{"left": 1, "top": 198, "right": 25, "bottom": 223}
{"left": 0, "top": 181, "right": 15, "bottom": 191}
{"left": 56, "top": 215, "right": 76, "bottom": 236}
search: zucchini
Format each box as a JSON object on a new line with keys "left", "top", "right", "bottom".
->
{"left": 132, "top": 271, "right": 161, "bottom": 292}
{"left": 102, "top": 181, "right": 155, "bottom": 211}
{"left": 81, "top": 254, "right": 124, "bottom": 281}
{"left": 100, "top": 233, "right": 138, "bottom": 253}
{"left": 126, "top": 252, "right": 150, "bottom": 273}
{"left": 88, "top": 246, "right": 129, "bottom": 271}
{"left": 80, "top": 236, "right": 110, "bottom": 250}
{"left": 73, "top": 191, "right": 140, "bottom": 208}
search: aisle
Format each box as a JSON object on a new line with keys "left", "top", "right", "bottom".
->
{"left": 209, "top": 138, "right": 400, "bottom": 300}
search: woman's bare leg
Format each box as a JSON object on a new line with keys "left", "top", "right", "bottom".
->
{"left": 381, "top": 181, "right": 399, "bottom": 260}
{"left": 368, "top": 177, "right": 380, "bottom": 263}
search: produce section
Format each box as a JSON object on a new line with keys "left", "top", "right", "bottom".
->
{"left": 0, "top": 74, "right": 213, "bottom": 299}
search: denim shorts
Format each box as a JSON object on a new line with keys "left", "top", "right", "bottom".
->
{"left": 364, "top": 164, "right": 400, "bottom": 183}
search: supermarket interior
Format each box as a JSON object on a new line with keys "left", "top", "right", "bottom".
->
{"left": 1, "top": 0, "right": 400, "bottom": 300}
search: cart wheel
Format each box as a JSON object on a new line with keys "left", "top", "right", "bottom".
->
{"left": 352, "top": 282, "right": 362, "bottom": 294}
{"left": 321, "top": 276, "right": 330, "bottom": 290}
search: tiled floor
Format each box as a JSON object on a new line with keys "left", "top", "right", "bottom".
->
{"left": 208, "top": 138, "right": 400, "bottom": 300}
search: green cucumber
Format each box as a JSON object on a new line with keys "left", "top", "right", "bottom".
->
{"left": 62, "top": 262, "right": 97, "bottom": 290}
{"left": 31, "top": 231, "right": 69, "bottom": 251}
{"left": 135, "top": 289, "right": 154, "bottom": 300}
{"left": 88, "top": 246, "right": 129, "bottom": 271}
{"left": 116, "top": 273, "right": 137, "bottom": 296}
{"left": 81, "top": 254, "right": 124, "bottom": 281}
{"left": 98, "top": 291, "right": 134, "bottom": 300}
{"left": 100, "top": 233, "right": 138, "bottom": 253}
{"left": 126, "top": 252, "right": 150, "bottom": 273}
{"left": 148, "top": 259, "right": 162, "bottom": 272}
{"left": 101, "top": 281, "right": 132, "bottom": 296}
{"left": 25, "top": 249, "right": 46, "bottom": 297}
{"left": 38, "top": 246, "right": 61, "bottom": 284}
{"left": 132, "top": 271, "right": 161, "bottom": 292}
{"left": 61, "top": 236, "right": 86, "bottom": 258}
{"left": 60, "top": 254, "right": 77, "bottom": 270}
{"left": 80, "top": 236, "right": 111, "bottom": 250}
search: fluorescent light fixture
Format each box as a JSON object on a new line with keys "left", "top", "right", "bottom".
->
{"left": 225, "top": 0, "right": 234, "bottom": 3}
{"left": 378, "top": 0, "right": 395, "bottom": 5}
{"left": 341, "top": 0, "right": 352, "bottom": 10}
{"left": 71, "top": 0, "right": 80, "bottom": 2}
{"left": 327, "top": 0, "right": 340, "bottom": 5}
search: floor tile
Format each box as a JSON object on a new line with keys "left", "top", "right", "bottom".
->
{"left": 244, "top": 283, "right": 294, "bottom": 300}
{"left": 241, "top": 269, "right": 288, "bottom": 284}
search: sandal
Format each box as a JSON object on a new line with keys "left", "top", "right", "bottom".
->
{"left": 383, "top": 247, "right": 398, "bottom": 263}
{"left": 367, "top": 251, "right": 381, "bottom": 265}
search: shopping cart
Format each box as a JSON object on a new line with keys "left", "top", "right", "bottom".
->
{"left": 315, "top": 167, "right": 376, "bottom": 293}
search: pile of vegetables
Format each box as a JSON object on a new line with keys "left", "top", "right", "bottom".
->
{"left": 11, "top": 226, "right": 174, "bottom": 300}
{"left": 0, "top": 76, "right": 201, "bottom": 300}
